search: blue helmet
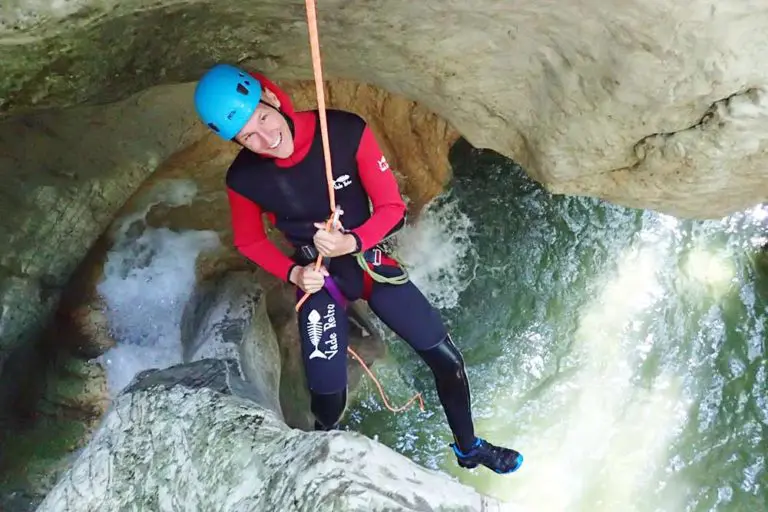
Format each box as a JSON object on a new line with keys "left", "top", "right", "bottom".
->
{"left": 194, "top": 64, "right": 263, "bottom": 140}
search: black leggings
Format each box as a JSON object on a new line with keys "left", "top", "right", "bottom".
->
{"left": 298, "top": 254, "right": 476, "bottom": 451}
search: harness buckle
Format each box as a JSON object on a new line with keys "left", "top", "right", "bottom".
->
{"left": 372, "top": 247, "right": 382, "bottom": 266}
{"left": 300, "top": 245, "right": 317, "bottom": 261}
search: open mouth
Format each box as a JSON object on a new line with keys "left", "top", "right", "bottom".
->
{"left": 268, "top": 132, "right": 282, "bottom": 150}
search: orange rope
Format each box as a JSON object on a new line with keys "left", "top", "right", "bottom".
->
{"left": 348, "top": 347, "right": 424, "bottom": 413}
{"left": 297, "top": 0, "right": 424, "bottom": 415}
{"left": 296, "top": 0, "right": 336, "bottom": 313}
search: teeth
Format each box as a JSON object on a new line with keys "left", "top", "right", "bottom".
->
{"left": 269, "top": 133, "right": 282, "bottom": 150}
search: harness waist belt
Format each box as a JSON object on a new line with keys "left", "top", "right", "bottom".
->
{"left": 296, "top": 244, "right": 385, "bottom": 266}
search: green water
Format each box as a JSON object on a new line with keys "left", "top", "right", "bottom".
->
{"left": 344, "top": 140, "right": 768, "bottom": 511}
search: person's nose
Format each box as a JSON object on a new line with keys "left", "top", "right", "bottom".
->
{"left": 252, "top": 126, "right": 275, "bottom": 147}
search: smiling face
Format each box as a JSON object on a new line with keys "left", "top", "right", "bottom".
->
{"left": 234, "top": 87, "right": 294, "bottom": 158}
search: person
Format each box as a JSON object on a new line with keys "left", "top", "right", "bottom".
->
{"left": 193, "top": 63, "right": 524, "bottom": 474}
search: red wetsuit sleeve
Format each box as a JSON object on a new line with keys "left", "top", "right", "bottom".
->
{"left": 350, "top": 125, "right": 406, "bottom": 251}
{"left": 227, "top": 187, "right": 298, "bottom": 282}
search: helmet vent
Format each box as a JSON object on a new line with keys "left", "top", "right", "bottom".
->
{"left": 236, "top": 83, "right": 249, "bottom": 95}
{"left": 207, "top": 122, "right": 220, "bottom": 133}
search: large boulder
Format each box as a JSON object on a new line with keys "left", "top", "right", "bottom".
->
{"left": 35, "top": 359, "right": 501, "bottom": 512}
{"left": 181, "top": 270, "right": 284, "bottom": 417}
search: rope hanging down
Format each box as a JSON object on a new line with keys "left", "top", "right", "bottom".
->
{"left": 296, "top": 0, "right": 338, "bottom": 313}
{"left": 297, "top": 0, "right": 423, "bottom": 414}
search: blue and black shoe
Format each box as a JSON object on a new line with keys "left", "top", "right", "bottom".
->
{"left": 314, "top": 420, "right": 340, "bottom": 431}
{"left": 450, "top": 437, "right": 524, "bottom": 474}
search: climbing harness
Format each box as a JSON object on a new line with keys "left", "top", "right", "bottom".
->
{"left": 296, "top": 0, "right": 423, "bottom": 414}
{"left": 298, "top": 242, "right": 410, "bottom": 289}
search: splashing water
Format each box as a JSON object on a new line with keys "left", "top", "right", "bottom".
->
{"left": 393, "top": 193, "right": 477, "bottom": 310}
{"left": 96, "top": 180, "right": 220, "bottom": 394}
{"left": 345, "top": 142, "right": 768, "bottom": 511}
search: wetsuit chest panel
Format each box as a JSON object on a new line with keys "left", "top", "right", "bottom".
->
{"left": 226, "top": 110, "right": 371, "bottom": 248}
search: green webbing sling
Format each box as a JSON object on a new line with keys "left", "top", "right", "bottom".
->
{"left": 354, "top": 249, "right": 410, "bottom": 285}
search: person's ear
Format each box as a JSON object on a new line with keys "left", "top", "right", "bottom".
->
{"left": 262, "top": 87, "right": 281, "bottom": 109}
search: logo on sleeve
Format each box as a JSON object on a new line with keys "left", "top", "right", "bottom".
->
{"left": 377, "top": 156, "right": 390, "bottom": 173}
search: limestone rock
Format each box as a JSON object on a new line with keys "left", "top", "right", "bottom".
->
{"left": 550, "top": 87, "right": 768, "bottom": 218}
{"left": 56, "top": 304, "right": 115, "bottom": 358}
{"left": 36, "top": 359, "right": 501, "bottom": 512}
{"left": 180, "top": 270, "right": 283, "bottom": 417}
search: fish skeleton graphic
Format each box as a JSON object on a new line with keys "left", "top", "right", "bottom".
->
{"left": 307, "top": 309, "right": 327, "bottom": 360}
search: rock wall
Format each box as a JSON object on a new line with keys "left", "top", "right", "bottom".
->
{"left": 0, "top": 354, "right": 109, "bottom": 512}
{"left": 2, "top": 0, "right": 767, "bottom": 219}
{"left": 0, "top": 83, "right": 206, "bottom": 410}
